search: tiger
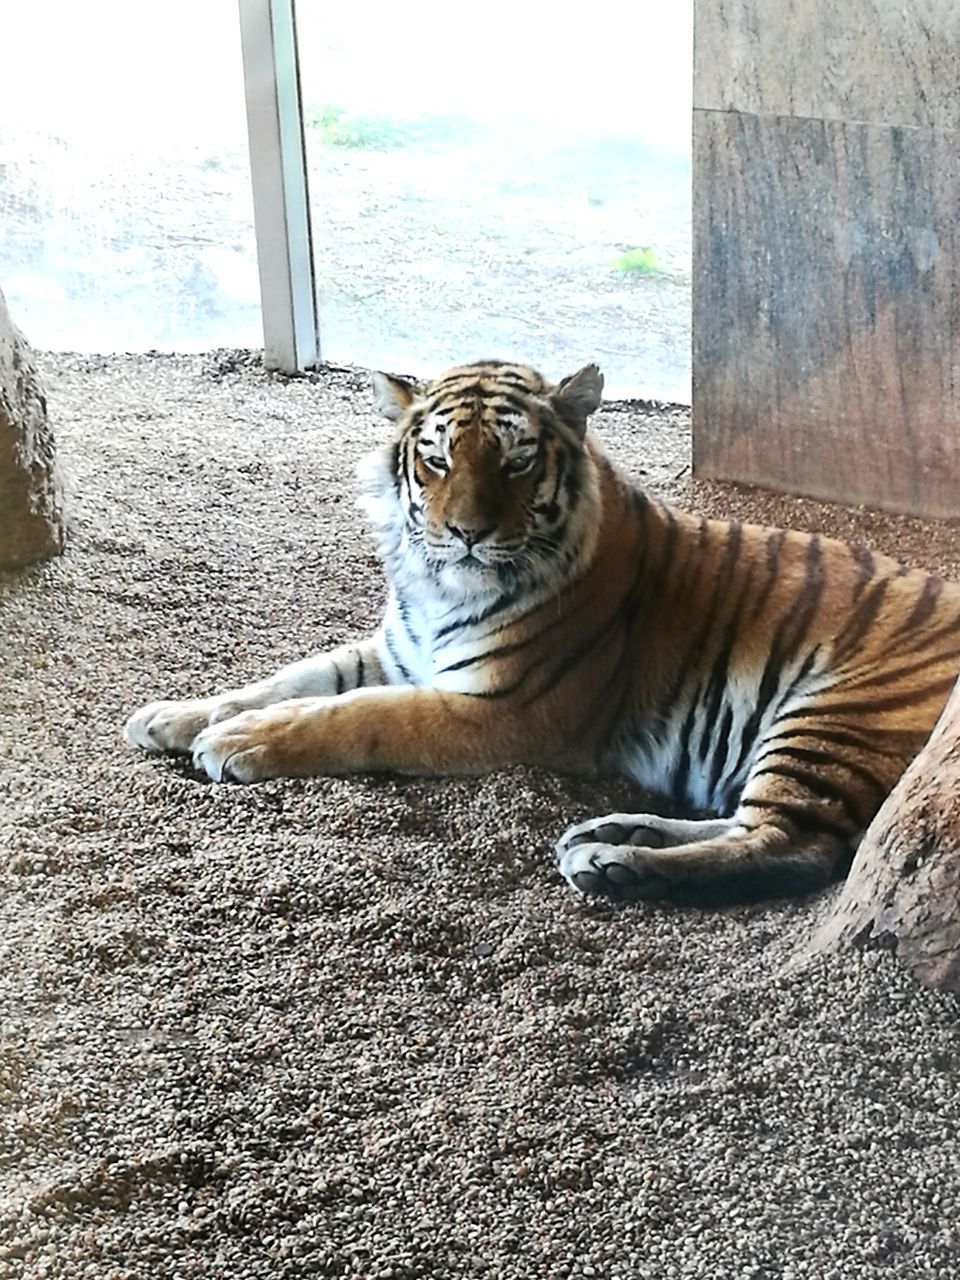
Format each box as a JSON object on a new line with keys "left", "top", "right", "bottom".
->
{"left": 124, "top": 359, "right": 960, "bottom": 904}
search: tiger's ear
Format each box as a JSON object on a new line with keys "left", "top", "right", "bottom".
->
{"left": 550, "top": 363, "right": 604, "bottom": 437}
{"left": 371, "top": 371, "right": 422, "bottom": 421}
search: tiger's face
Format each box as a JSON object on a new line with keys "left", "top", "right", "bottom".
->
{"left": 361, "top": 360, "right": 605, "bottom": 599}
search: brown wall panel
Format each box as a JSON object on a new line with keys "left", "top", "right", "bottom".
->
{"left": 695, "top": 0, "right": 960, "bottom": 131}
{"left": 693, "top": 2, "right": 960, "bottom": 517}
{"left": 692, "top": 108, "right": 960, "bottom": 517}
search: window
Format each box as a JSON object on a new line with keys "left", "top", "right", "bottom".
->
{"left": 298, "top": 1, "right": 691, "bottom": 399}
{"left": 0, "top": 1, "right": 259, "bottom": 352}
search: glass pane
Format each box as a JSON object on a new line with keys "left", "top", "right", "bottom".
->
{"left": 0, "top": 1, "right": 260, "bottom": 352}
{"left": 299, "top": 2, "right": 691, "bottom": 400}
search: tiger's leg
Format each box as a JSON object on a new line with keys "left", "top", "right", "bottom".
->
{"left": 189, "top": 686, "right": 536, "bottom": 783}
{"left": 125, "top": 636, "right": 388, "bottom": 755}
{"left": 556, "top": 825, "right": 844, "bottom": 903}
{"left": 556, "top": 750, "right": 865, "bottom": 902}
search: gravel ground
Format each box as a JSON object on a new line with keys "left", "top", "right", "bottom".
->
{"left": 2, "top": 352, "right": 959, "bottom": 1280}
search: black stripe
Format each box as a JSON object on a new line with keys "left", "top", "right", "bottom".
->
{"left": 664, "top": 510, "right": 705, "bottom": 604}
{"left": 532, "top": 427, "right": 552, "bottom": 472}
{"left": 616, "top": 492, "right": 665, "bottom": 631}
{"left": 749, "top": 528, "right": 785, "bottom": 622}
{"left": 521, "top": 608, "right": 624, "bottom": 706}
{"left": 397, "top": 598, "right": 420, "bottom": 650}
{"left": 383, "top": 629, "right": 412, "bottom": 682}
{"left": 893, "top": 573, "right": 944, "bottom": 637}
{"left": 671, "top": 689, "right": 701, "bottom": 802}
{"left": 748, "top": 763, "right": 870, "bottom": 828}
{"left": 428, "top": 368, "right": 537, "bottom": 400}
{"left": 470, "top": 614, "right": 611, "bottom": 700}
{"left": 900, "top": 610, "right": 960, "bottom": 657}
{"left": 435, "top": 607, "right": 576, "bottom": 675}
{"left": 766, "top": 723, "right": 916, "bottom": 758}
{"left": 333, "top": 662, "right": 345, "bottom": 695}
{"left": 832, "top": 578, "right": 889, "bottom": 665}
{"left": 752, "top": 743, "right": 888, "bottom": 803}
{"left": 792, "top": 644, "right": 823, "bottom": 689}
{"left": 568, "top": 637, "right": 631, "bottom": 745}
{"left": 476, "top": 482, "right": 644, "bottom": 703}
{"left": 781, "top": 674, "right": 957, "bottom": 718}
{"left": 433, "top": 587, "right": 524, "bottom": 642}
{"left": 648, "top": 516, "right": 701, "bottom": 720}
{"left": 518, "top": 522, "right": 652, "bottom": 705}
{"left": 707, "top": 703, "right": 736, "bottom": 800}
{"left": 849, "top": 542, "right": 876, "bottom": 601}
{"left": 830, "top": 645, "right": 960, "bottom": 696}
{"left": 764, "top": 644, "right": 824, "bottom": 730}
{"left": 645, "top": 505, "right": 680, "bottom": 604}
{"left": 548, "top": 443, "right": 568, "bottom": 509}
{"left": 492, "top": 391, "right": 531, "bottom": 415}
{"left": 562, "top": 452, "right": 583, "bottom": 507}
{"left": 356, "top": 652, "right": 366, "bottom": 687}
{"left": 738, "top": 797, "right": 855, "bottom": 840}
{"left": 428, "top": 400, "right": 460, "bottom": 418}
{"left": 699, "top": 642, "right": 734, "bottom": 765}
{"left": 696, "top": 524, "right": 752, "bottom": 766}
{"left": 400, "top": 438, "right": 415, "bottom": 507}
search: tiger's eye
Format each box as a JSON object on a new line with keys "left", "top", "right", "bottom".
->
{"left": 504, "top": 455, "right": 535, "bottom": 477}
{"left": 422, "top": 455, "right": 449, "bottom": 475}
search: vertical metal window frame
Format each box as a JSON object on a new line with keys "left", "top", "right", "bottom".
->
{"left": 238, "top": 0, "right": 319, "bottom": 371}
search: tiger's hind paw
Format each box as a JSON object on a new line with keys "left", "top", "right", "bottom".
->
{"left": 556, "top": 842, "right": 670, "bottom": 903}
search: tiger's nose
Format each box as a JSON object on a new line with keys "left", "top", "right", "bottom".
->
{"left": 446, "top": 522, "right": 494, "bottom": 548}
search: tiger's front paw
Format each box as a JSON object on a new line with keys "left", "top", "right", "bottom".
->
{"left": 556, "top": 842, "right": 669, "bottom": 903}
{"left": 124, "top": 698, "right": 218, "bottom": 754}
{"left": 192, "top": 707, "right": 296, "bottom": 783}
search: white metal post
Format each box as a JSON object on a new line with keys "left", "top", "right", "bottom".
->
{"left": 238, "top": 0, "right": 319, "bottom": 371}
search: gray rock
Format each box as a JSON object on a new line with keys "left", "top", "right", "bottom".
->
{"left": 0, "top": 288, "right": 65, "bottom": 567}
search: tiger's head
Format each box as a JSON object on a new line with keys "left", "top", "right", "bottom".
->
{"left": 358, "top": 360, "right": 604, "bottom": 601}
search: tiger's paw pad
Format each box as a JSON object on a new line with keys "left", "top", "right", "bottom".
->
{"left": 556, "top": 813, "right": 672, "bottom": 855}
{"left": 556, "top": 842, "right": 668, "bottom": 903}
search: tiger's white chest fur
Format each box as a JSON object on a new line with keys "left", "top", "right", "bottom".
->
{"left": 377, "top": 586, "right": 537, "bottom": 695}
{"left": 378, "top": 592, "right": 459, "bottom": 689}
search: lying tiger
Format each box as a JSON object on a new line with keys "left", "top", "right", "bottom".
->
{"left": 125, "top": 360, "right": 960, "bottom": 903}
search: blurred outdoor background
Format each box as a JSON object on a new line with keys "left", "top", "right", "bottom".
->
{"left": 0, "top": 1, "right": 691, "bottom": 400}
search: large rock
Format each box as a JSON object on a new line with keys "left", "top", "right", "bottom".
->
{"left": 0, "top": 289, "right": 64, "bottom": 568}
